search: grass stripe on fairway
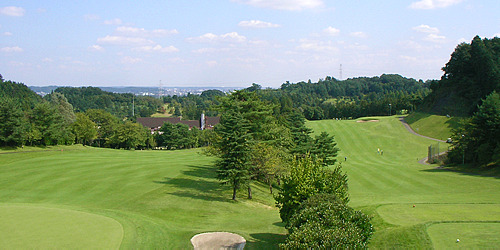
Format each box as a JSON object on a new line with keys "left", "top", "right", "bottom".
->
{"left": 0, "top": 204, "right": 123, "bottom": 249}
{"left": 0, "top": 147, "right": 286, "bottom": 249}
{"left": 308, "top": 116, "right": 500, "bottom": 248}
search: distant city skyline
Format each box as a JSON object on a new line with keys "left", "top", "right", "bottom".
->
{"left": 1, "top": 0, "right": 499, "bottom": 88}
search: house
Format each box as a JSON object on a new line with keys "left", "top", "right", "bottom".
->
{"left": 137, "top": 114, "right": 220, "bottom": 133}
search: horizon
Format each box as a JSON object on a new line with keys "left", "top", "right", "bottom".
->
{"left": 1, "top": 1, "right": 499, "bottom": 88}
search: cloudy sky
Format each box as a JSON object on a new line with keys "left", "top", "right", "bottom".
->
{"left": 1, "top": 0, "right": 499, "bottom": 87}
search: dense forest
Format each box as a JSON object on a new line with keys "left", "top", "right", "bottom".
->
{"left": 422, "top": 36, "right": 500, "bottom": 116}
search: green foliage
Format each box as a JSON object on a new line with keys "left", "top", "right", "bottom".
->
{"left": 108, "top": 121, "right": 150, "bottom": 149}
{"left": 85, "top": 109, "right": 120, "bottom": 147}
{"left": 423, "top": 36, "right": 500, "bottom": 116}
{"left": 214, "top": 109, "right": 252, "bottom": 200}
{"left": 72, "top": 113, "right": 97, "bottom": 145}
{"left": 0, "top": 80, "right": 42, "bottom": 110}
{"left": 155, "top": 123, "right": 199, "bottom": 149}
{"left": 30, "top": 102, "right": 74, "bottom": 145}
{"left": 448, "top": 91, "right": 500, "bottom": 166}
{"left": 0, "top": 98, "right": 27, "bottom": 146}
{"left": 275, "top": 156, "right": 349, "bottom": 223}
{"left": 54, "top": 87, "right": 162, "bottom": 119}
{"left": 282, "top": 194, "right": 373, "bottom": 249}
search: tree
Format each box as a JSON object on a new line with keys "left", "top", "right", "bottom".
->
{"left": 311, "top": 132, "right": 339, "bottom": 166}
{"left": 85, "top": 109, "right": 119, "bottom": 147}
{"left": 213, "top": 110, "right": 252, "bottom": 200}
{"left": 30, "top": 102, "right": 73, "bottom": 145}
{"left": 0, "top": 98, "right": 27, "bottom": 146}
{"left": 72, "top": 113, "right": 97, "bottom": 145}
{"left": 212, "top": 90, "right": 280, "bottom": 199}
{"left": 275, "top": 156, "right": 349, "bottom": 223}
{"left": 109, "top": 121, "right": 148, "bottom": 149}
{"left": 282, "top": 194, "right": 373, "bottom": 249}
{"left": 449, "top": 91, "right": 500, "bottom": 166}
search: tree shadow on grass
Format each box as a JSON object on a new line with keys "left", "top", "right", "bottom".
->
{"left": 246, "top": 233, "right": 286, "bottom": 249}
{"left": 154, "top": 164, "right": 232, "bottom": 202}
{"left": 420, "top": 166, "right": 500, "bottom": 179}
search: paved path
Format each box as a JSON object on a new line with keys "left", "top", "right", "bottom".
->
{"left": 398, "top": 117, "right": 447, "bottom": 165}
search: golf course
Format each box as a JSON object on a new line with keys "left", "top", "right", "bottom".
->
{"left": 1, "top": 115, "right": 499, "bottom": 248}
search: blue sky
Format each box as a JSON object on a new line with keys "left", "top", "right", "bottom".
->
{"left": 1, "top": 0, "right": 499, "bottom": 87}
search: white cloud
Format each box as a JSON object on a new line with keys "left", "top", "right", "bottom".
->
{"left": 121, "top": 56, "right": 142, "bottom": 64}
{"left": 97, "top": 35, "right": 154, "bottom": 46}
{"left": 116, "top": 26, "right": 178, "bottom": 37}
{"left": 350, "top": 31, "right": 367, "bottom": 38}
{"left": 413, "top": 24, "right": 439, "bottom": 33}
{"left": 296, "top": 39, "right": 338, "bottom": 52}
{"left": 1, "top": 46, "right": 23, "bottom": 52}
{"left": 133, "top": 45, "right": 179, "bottom": 53}
{"left": 424, "top": 33, "right": 446, "bottom": 43}
{"left": 104, "top": 18, "right": 122, "bottom": 25}
{"left": 238, "top": 20, "right": 281, "bottom": 28}
{"left": 323, "top": 26, "right": 340, "bottom": 36}
{"left": 233, "top": 0, "right": 324, "bottom": 11}
{"left": 187, "top": 32, "right": 246, "bottom": 43}
{"left": 409, "top": 0, "right": 463, "bottom": 9}
{"left": 457, "top": 37, "right": 468, "bottom": 44}
{"left": 88, "top": 45, "right": 104, "bottom": 51}
{"left": 494, "top": 33, "right": 500, "bottom": 38}
{"left": 0, "top": 6, "right": 25, "bottom": 17}
{"left": 4, "top": 32, "right": 13, "bottom": 36}
{"left": 42, "top": 58, "right": 54, "bottom": 62}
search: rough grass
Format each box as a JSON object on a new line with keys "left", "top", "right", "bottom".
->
{"left": 404, "top": 112, "right": 463, "bottom": 140}
{"left": 307, "top": 116, "right": 500, "bottom": 248}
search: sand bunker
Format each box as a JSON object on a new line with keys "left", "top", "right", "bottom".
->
{"left": 356, "top": 119, "right": 379, "bottom": 123}
{"left": 191, "top": 232, "right": 246, "bottom": 249}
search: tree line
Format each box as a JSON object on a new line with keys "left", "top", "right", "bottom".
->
{"left": 0, "top": 77, "right": 153, "bottom": 149}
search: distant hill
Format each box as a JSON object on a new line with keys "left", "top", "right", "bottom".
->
{"left": 421, "top": 36, "right": 500, "bottom": 116}
{"left": 0, "top": 76, "right": 43, "bottom": 110}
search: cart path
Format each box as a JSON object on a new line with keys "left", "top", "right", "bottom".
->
{"left": 398, "top": 117, "right": 447, "bottom": 165}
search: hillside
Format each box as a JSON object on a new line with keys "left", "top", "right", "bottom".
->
{"left": 421, "top": 36, "right": 500, "bottom": 116}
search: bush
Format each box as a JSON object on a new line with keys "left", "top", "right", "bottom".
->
{"left": 281, "top": 194, "right": 373, "bottom": 249}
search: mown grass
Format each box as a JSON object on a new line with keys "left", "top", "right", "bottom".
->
{"left": 404, "top": 112, "right": 463, "bottom": 140}
{"left": 1, "top": 115, "right": 498, "bottom": 248}
{"left": 0, "top": 148, "right": 285, "bottom": 249}
{"left": 307, "top": 116, "right": 500, "bottom": 248}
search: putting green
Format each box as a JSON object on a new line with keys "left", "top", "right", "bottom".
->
{"left": 427, "top": 223, "right": 500, "bottom": 248}
{"left": 377, "top": 204, "right": 500, "bottom": 226}
{"left": 0, "top": 204, "right": 123, "bottom": 249}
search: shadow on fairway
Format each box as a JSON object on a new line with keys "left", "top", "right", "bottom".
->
{"left": 154, "top": 164, "right": 230, "bottom": 202}
{"left": 246, "top": 233, "right": 286, "bottom": 249}
{"left": 420, "top": 167, "right": 500, "bottom": 179}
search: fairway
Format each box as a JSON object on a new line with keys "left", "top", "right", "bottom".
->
{"left": 1, "top": 115, "right": 499, "bottom": 248}
{"left": 308, "top": 116, "right": 500, "bottom": 248}
{"left": 0, "top": 148, "right": 286, "bottom": 248}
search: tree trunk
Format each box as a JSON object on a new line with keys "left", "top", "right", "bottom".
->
{"left": 247, "top": 186, "right": 252, "bottom": 199}
{"left": 232, "top": 185, "right": 237, "bottom": 200}
{"left": 269, "top": 182, "right": 273, "bottom": 194}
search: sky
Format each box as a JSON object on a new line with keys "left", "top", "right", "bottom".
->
{"left": 1, "top": 0, "right": 499, "bottom": 88}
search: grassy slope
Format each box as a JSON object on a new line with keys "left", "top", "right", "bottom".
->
{"left": 0, "top": 148, "right": 285, "bottom": 249}
{"left": 404, "top": 112, "right": 462, "bottom": 140}
{"left": 307, "top": 116, "right": 500, "bottom": 248}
